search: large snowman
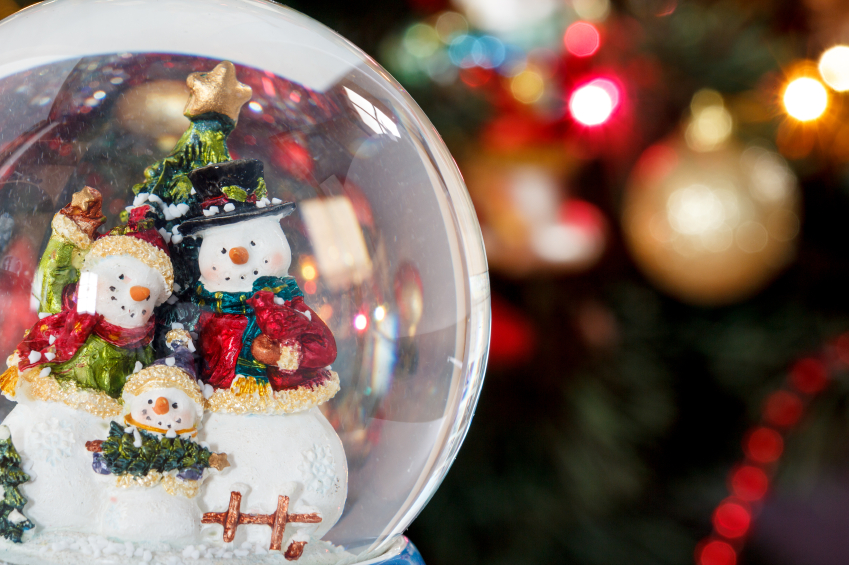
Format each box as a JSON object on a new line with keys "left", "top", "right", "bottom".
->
{"left": 0, "top": 193, "right": 174, "bottom": 533}
{"left": 176, "top": 159, "right": 347, "bottom": 548}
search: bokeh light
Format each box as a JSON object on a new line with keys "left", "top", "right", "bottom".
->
{"left": 403, "top": 23, "right": 440, "bottom": 59}
{"left": 511, "top": 69, "right": 545, "bottom": 104}
{"left": 789, "top": 357, "right": 829, "bottom": 394}
{"left": 783, "top": 77, "right": 828, "bottom": 121}
{"left": 818, "top": 45, "right": 849, "bottom": 91}
{"left": 571, "top": 0, "right": 611, "bottom": 21}
{"left": 434, "top": 11, "right": 468, "bottom": 44}
{"left": 745, "top": 427, "right": 783, "bottom": 463}
{"left": 698, "top": 540, "right": 737, "bottom": 565}
{"left": 685, "top": 89, "right": 733, "bottom": 152}
{"left": 712, "top": 499, "right": 751, "bottom": 538}
{"left": 762, "top": 390, "right": 803, "bottom": 428}
{"left": 730, "top": 465, "right": 769, "bottom": 501}
{"left": 564, "top": 22, "right": 600, "bottom": 57}
{"left": 569, "top": 78, "right": 619, "bottom": 126}
{"left": 354, "top": 313, "right": 368, "bottom": 331}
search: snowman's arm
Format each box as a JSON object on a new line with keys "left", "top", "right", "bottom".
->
{"left": 36, "top": 193, "right": 103, "bottom": 314}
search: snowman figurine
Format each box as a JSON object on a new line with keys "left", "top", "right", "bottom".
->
{"left": 0, "top": 198, "right": 174, "bottom": 533}
{"left": 91, "top": 330, "right": 229, "bottom": 544}
{"left": 175, "top": 159, "right": 347, "bottom": 547}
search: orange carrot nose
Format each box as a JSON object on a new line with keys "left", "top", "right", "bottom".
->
{"left": 153, "top": 397, "right": 170, "bottom": 415}
{"left": 229, "top": 247, "right": 249, "bottom": 265}
{"left": 130, "top": 286, "right": 150, "bottom": 302}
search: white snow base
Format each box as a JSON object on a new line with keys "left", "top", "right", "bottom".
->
{"left": 0, "top": 531, "right": 352, "bottom": 565}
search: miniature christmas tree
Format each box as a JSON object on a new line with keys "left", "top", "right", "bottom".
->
{"left": 131, "top": 61, "right": 251, "bottom": 211}
{"left": 0, "top": 425, "right": 33, "bottom": 543}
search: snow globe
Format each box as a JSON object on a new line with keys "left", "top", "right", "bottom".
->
{"left": 0, "top": 1, "right": 490, "bottom": 565}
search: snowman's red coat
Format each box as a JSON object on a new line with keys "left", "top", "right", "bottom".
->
{"left": 195, "top": 291, "right": 336, "bottom": 391}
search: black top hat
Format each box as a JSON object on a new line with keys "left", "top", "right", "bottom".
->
{"left": 178, "top": 159, "right": 295, "bottom": 236}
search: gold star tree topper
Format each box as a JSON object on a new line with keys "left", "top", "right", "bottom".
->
{"left": 183, "top": 61, "right": 253, "bottom": 124}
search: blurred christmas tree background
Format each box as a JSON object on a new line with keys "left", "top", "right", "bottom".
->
{"left": 6, "top": 0, "right": 849, "bottom": 564}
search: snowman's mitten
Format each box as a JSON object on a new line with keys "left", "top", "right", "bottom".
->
{"left": 208, "top": 453, "right": 230, "bottom": 471}
{"left": 252, "top": 334, "right": 302, "bottom": 372}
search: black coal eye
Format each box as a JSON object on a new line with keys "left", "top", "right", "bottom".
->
{"left": 172, "top": 402, "right": 178, "bottom": 409}
{"left": 250, "top": 241, "right": 256, "bottom": 246}
{"left": 253, "top": 270, "right": 258, "bottom": 275}
{"left": 264, "top": 260, "right": 268, "bottom": 264}
{"left": 119, "top": 274, "right": 124, "bottom": 280}
{"left": 148, "top": 399, "right": 153, "bottom": 404}
{"left": 109, "top": 286, "right": 116, "bottom": 291}
{"left": 221, "top": 248, "right": 226, "bottom": 254}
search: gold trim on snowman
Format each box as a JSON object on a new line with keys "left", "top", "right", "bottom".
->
{"left": 205, "top": 371, "right": 341, "bottom": 415}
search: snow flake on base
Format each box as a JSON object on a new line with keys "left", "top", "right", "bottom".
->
{"left": 30, "top": 418, "right": 74, "bottom": 466}
{"left": 299, "top": 444, "right": 336, "bottom": 495}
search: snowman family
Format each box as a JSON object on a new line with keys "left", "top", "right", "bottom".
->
{"left": 0, "top": 62, "right": 348, "bottom": 559}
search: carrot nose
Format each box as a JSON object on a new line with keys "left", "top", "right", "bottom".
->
{"left": 153, "top": 397, "right": 170, "bottom": 415}
{"left": 130, "top": 286, "right": 150, "bottom": 302}
{"left": 229, "top": 247, "right": 249, "bottom": 265}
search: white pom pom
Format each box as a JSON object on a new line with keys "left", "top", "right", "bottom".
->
{"left": 273, "top": 296, "right": 284, "bottom": 305}
{"left": 209, "top": 206, "right": 220, "bottom": 215}
{"left": 272, "top": 198, "right": 282, "bottom": 204}
{"left": 133, "top": 361, "right": 143, "bottom": 373}
{"left": 39, "top": 312, "right": 50, "bottom": 319}
{"left": 48, "top": 335, "right": 56, "bottom": 345}
{"left": 171, "top": 322, "right": 185, "bottom": 330}
{"left": 44, "top": 352, "right": 56, "bottom": 361}
{"left": 165, "top": 357, "right": 176, "bottom": 367}
{"left": 39, "top": 367, "right": 51, "bottom": 377}
{"left": 172, "top": 234, "right": 183, "bottom": 244}
{"left": 0, "top": 425, "right": 11, "bottom": 440}
{"left": 28, "top": 351, "right": 41, "bottom": 363}
{"left": 223, "top": 203, "right": 236, "bottom": 212}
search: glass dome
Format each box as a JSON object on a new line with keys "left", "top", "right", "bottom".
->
{"left": 0, "top": 0, "right": 490, "bottom": 561}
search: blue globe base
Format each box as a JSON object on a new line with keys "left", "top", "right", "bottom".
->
{"left": 365, "top": 537, "right": 425, "bottom": 565}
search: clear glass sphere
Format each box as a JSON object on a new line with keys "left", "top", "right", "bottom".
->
{"left": 0, "top": 0, "right": 489, "bottom": 559}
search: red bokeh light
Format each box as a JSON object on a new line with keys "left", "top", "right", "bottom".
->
{"left": 762, "top": 390, "right": 803, "bottom": 428}
{"left": 789, "top": 358, "right": 828, "bottom": 394}
{"left": 564, "top": 22, "right": 601, "bottom": 57}
{"left": 745, "top": 427, "right": 783, "bottom": 464}
{"left": 712, "top": 499, "right": 751, "bottom": 538}
{"left": 697, "top": 540, "right": 736, "bottom": 565}
{"left": 730, "top": 465, "right": 769, "bottom": 502}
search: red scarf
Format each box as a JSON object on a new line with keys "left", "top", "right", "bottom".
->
{"left": 16, "top": 308, "right": 154, "bottom": 372}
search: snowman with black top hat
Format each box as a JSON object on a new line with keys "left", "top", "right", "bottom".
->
{"left": 175, "top": 159, "right": 347, "bottom": 548}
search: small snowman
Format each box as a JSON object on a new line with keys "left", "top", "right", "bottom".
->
{"left": 0, "top": 197, "right": 174, "bottom": 533}
{"left": 175, "top": 159, "right": 347, "bottom": 546}
{"left": 91, "top": 330, "right": 229, "bottom": 543}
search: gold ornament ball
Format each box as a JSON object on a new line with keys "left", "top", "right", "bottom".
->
{"left": 115, "top": 80, "right": 191, "bottom": 146}
{"left": 622, "top": 137, "right": 800, "bottom": 305}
